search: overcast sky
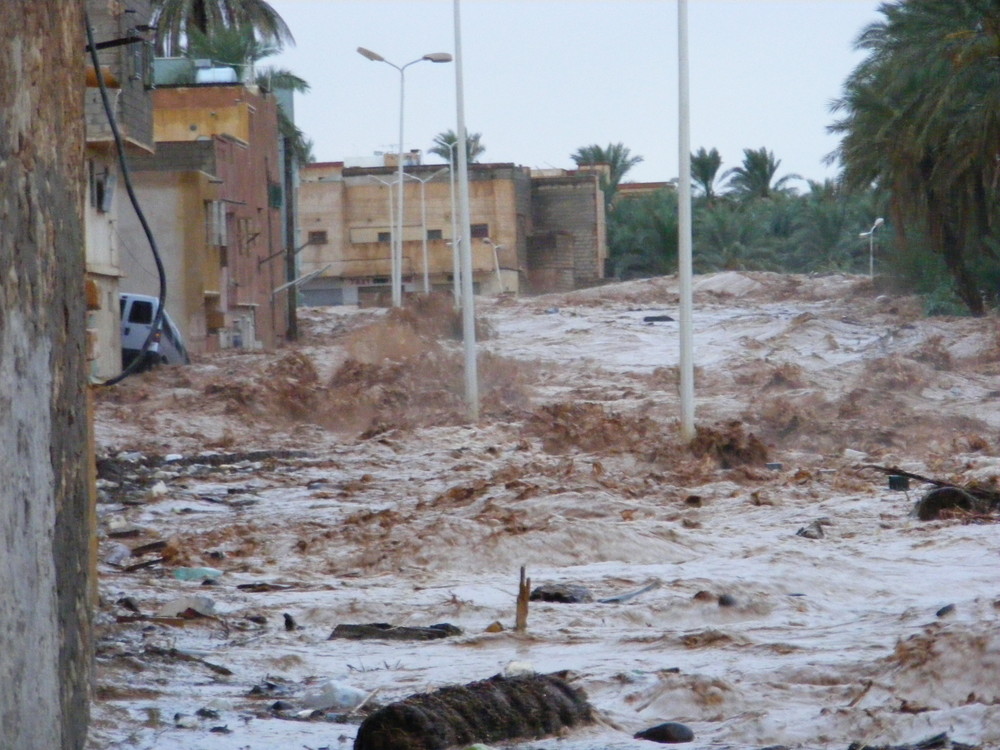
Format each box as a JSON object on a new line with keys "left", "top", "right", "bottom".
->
{"left": 265, "top": 0, "right": 884, "bottom": 186}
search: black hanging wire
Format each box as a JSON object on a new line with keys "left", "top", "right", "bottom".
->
{"left": 85, "top": 11, "right": 168, "bottom": 385}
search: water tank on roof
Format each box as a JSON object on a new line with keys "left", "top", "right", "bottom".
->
{"left": 195, "top": 67, "right": 238, "bottom": 84}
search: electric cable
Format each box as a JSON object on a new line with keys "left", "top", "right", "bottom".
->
{"left": 85, "top": 11, "right": 168, "bottom": 385}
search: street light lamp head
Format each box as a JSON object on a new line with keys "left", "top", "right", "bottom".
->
{"left": 357, "top": 46, "right": 384, "bottom": 62}
{"left": 422, "top": 52, "right": 453, "bottom": 63}
{"left": 873, "top": 217, "right": 885, "bottom": 229}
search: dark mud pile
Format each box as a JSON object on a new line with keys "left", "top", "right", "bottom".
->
{"left": 353, "top": 672, "right": 594, "bottom": 750}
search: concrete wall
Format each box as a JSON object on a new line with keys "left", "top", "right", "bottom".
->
{"left": 0, "top": 4, "right": 92, "bottom": 748}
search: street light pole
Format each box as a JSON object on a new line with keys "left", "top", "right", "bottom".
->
{"left": 453, "top": 0, "right": 479, "bottom": 421}
{"left": 859, "top": 217, "right": 885, "bottom": 278}
{"left": 357, "top": 46, "right": 452, "bottom": 307}
{"left": 448, "top": 141, "right": 461, "bottom": 306}
{"left": 483, "top": 237, "right": 504, "bottom": 293}
{"left": 677, "top": 0, "right": 695, "bottom": 442}
{"left": 404, "top": 167, "right": 449, "bottom": 294}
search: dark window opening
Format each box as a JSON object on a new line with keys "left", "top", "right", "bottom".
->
{"left": 470, "top": 223, "right": 489, "bottom": 239}
{"left": 377, "top": 231, "right": 391, "bottom": 243}
{"left": 128, "top": 300, "right": 154, "bottom": 325}
{"left": 427, "top": 229, "right": 443, "bottom": 241}
{"left": 308, "top": 230, "right": 328, "bottom": 245}
{"left": 372, "top": 276, "right": 390, "bottom": 284}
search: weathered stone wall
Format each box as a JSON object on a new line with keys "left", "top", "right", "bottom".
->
{"left": 0, "top": 3, "right": 91, "bottom": 749}
{"left": 527, "top": 231, "right": 577, "bottom": 293}
{"left": 530, "top": 174, "right": 607, "bottom": 289}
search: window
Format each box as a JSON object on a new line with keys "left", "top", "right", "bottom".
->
{"left": 427, "top": 229, "right": 443, "bottom": 241}
{"left": 308, "top": 230, "right": 328, "bottom": 245}
{"left": 470, "top": 223, "right": 489, "bottom": 239}
{"left": 89, "top": 162, "right": 116, "bottom": 213}
{"left": 206, "top": 200, "right": 228, "bottom": 246}
{"left": 128, "top": 300, "right": 154, "bottom": 325}
{"left": 268, "top": 182, "right": 283, "bottom": 208}
{"left": 377, "top": 231, "right": 391, "bottom": 243}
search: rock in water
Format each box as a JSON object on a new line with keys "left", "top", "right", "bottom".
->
{"left": 353, "top": 673, "right": 593, "bottom": 750}
{"left": 634, "top": 721, "right": 695, "bottom": 743}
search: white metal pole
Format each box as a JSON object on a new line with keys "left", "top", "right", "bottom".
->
{"left": 677, "top": 0, "right": 696, "bottom": 442}
{"left": 420, "top": 178, "right": 429, "bottom": 293}
{"left": 449, "top": 144, "right": 461, "bottom": 306}
{"left": 394, "top": 67, "right": 406, "bottom": 307}
{"left": 454, "top": 0, "right": 479, "bottom": 421}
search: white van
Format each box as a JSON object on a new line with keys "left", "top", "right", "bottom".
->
{"left": 120, "top": 293, "right": 190, "bottom": 369}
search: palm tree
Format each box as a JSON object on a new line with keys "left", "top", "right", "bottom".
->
{"left": 694, "top": 202, "right": 776, "bottom": 272}
{"left": 570, "top": 142, "right": 644, "bottom": 206}
{"left": 690, "top": 147, "right": 723, "bottom": 202}
{"left": 786, "top": 180, "right": 875, "bottom": 273}
{"left": 151, "top": 0, "right": 294, "bottom": 57}
{"left": 428, "top": 129, "right": 485, "bottom": 164}
{"left": 723, "top": 147, "right": 800, "bottom": 200}
{"left": 607, "top": 189, "right": 678, "bottom": 278}
{"left": 829, "top": 0, "right": 1000, "bottom": 314}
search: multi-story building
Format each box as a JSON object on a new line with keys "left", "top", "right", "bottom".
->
{"left": 119, "top": 78, "right": 290, "bottom": 352}
{"left": 298, "top": 157, "right": 607, "bottom": 306}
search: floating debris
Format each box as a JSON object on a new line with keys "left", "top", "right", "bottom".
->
{"left": 330, "top": 622, "right": 461, "bottom": 641}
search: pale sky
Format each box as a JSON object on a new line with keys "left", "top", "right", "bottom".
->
{"left": 266, "top": 0, "right": 884, "bottom": 186}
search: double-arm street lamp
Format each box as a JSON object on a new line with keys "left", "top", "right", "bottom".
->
{"left": 357, "top": 46, "right": 452, "bottom": 307}
{"left": 859, "top": 217, "right": 885, "bottom": 278}
{"left": 404, "top": 168, "right": 449, "bottom": 293}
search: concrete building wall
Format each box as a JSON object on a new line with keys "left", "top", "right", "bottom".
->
{"left": 300, "top": 162, "right": 535, "bottom": 302}
{"left": 299, "top": 162, "right": 605, "bottom": 302}
{"left": 118, "top": 170, "right": 218, "bottom": 353}
{"left": 84, "top": 149, "right": 126, "bottom": 379}
{"left": 83, "top": 0, "right": 155, "bottom": 380}
{"left": 0, "top": 4, "right": 92, "bottom": 748}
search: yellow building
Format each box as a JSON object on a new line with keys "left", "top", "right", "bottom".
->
{"left": 298, "top": 158, "right": 607, "bottom": 305}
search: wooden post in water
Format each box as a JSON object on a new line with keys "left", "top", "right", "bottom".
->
{"left": 515, "top": 566, "right": 530, "bottom": 632}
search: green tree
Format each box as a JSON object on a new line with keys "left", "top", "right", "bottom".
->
{"left": 151, "top": 0, "right": 294, "bottom": 57}
{"left": 786, "top": 180, "right": 876, "bottom": 273}
{"left": 691, "top": 146, "right": 723, "bottom": 202}
{"left": 694, "top": 202, "right": 776, "bottom": 272}
{"left": 429, "top": 129, "right": 485, "bottom": 164}
{"left": 570, "top": 142, "right": 644, "bottom": 206}
{"left": 724, "top": 147, "right": 800, "bottom": 200}
{"left": 607, "top": 189, "right": 678, "bottom": 279}
{"left": 829, "top": 0, "right": 1000, "bottom": 314}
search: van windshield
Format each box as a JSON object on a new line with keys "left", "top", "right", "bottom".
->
{"left": 129, "top": 300, "right": 154, "bottom": 325}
